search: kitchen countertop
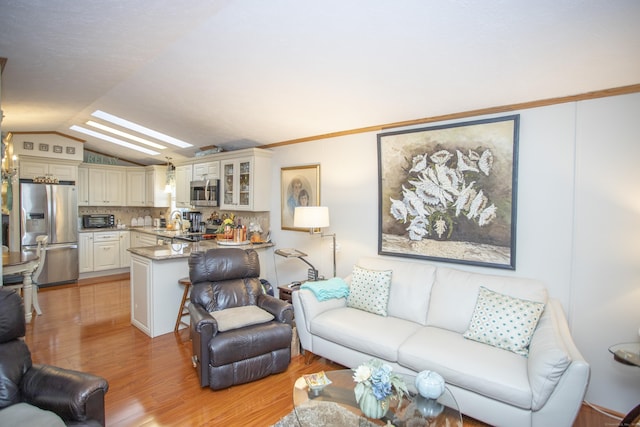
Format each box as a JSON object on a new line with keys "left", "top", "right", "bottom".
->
{"left": 128, "top": 240, "right": 274, "bottom": 261}
{"left": 80, "top": 226, "right": 186, "bottom": 238}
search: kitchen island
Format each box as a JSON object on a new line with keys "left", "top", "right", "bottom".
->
{"left": 128, "top": 240, "right": 274, "bottom": 338}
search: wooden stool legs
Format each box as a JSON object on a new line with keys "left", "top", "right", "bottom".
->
{"left": 174, "top": 278, "right": 192, "bottom": 333}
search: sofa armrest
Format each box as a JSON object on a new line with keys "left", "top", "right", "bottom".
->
{"left": 258, "top": 294, "right": 294, "bottom": 325}
{"left": 20, "top": 364, "right": 108, "bottom": 426}
{"left": 189, "top": 303, "right": 217, "bottom": 387}
{"left": 189, "top": 301, "right": 218, "bottom": 336}
{"left": 292, "top": 289, "right": 347, "bottom": 352}
{"left": 530, "top": 299, "right": 590, "bottom": 427}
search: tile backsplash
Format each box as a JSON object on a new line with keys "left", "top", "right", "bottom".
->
{"left": 77, "top": 207, "right": 270, "bottom": 237}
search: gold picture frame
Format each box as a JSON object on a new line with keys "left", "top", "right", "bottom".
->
{"left": 281, "top": 164, "right": 320, "bottom": 231}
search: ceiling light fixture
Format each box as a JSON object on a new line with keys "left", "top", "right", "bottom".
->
{"left": 86, "top": 120, "right": 167, "bottom": 150}
{"left": 70, "top": 125, "right": 160, "bottom": 156}
{"left": 91, "top": 110, "right": 193, "bottom": 148}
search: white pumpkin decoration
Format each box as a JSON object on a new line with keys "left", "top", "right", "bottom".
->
{"left": 415, "top": 370, "right": 445, "bottom": 399}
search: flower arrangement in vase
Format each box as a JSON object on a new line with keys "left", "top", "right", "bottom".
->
{"left": 352, "top": 359, "right": 408, "bottom": 419}
{"left": 215, "top": 213, "right": 235, "bottom": 239}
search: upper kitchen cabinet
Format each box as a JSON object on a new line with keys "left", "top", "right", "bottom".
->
{"left": 125, "top": 166, "right": 168, "bottom": 207}
{"left": 193, "top": 161, "right": 219, "bottom": 181}
{"left": 219, "top": 149, "right": 272, "bottom": 211}
{"left": 126, "top": 169, "right": 146, "bottom": 206}
{"left": 77, "top": 165, "right": 89, "bottom": 206}
{"left": 145, "top": 165, "right": 170, "bottom": 207}
{"left": 88, "top": 165, "right": 126, "bottom": 206}
{"left": 175, "top": 164, "right": 192, "bottom": 209}
{"left": 19, "top": 158, "right": 78, "bottom": 182}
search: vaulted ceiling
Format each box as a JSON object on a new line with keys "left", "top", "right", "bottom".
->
{"left": 1, "top": 1, "right": 639, "bottom": 165}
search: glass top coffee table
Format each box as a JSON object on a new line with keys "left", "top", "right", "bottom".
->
{"left": 293, "top": 369, "right": 462, "bottom": 426}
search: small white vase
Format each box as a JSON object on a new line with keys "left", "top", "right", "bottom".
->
{"left": 415, "top": 370, "right": 445, "bottom": 399}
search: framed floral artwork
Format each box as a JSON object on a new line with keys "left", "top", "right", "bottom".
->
{"left": 377, "top": 115, "right": 520, "bottom": 269}
{"left": 281, "top": 164, "right": 320, "bottom": 231}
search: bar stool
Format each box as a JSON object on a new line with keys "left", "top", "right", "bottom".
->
{"left": 174, "top": 277, "right": 192, "bottom": 333}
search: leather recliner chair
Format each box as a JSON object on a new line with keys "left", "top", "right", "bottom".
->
{"left": 188, "top": 248, "right": 293, "bottom": 390}
{"left": 0, "top": 288, "right": 109, "bottom": 426}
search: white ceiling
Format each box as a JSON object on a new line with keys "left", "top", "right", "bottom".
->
{"left": 1, "top": 0, "right": 639, "bottom": 165}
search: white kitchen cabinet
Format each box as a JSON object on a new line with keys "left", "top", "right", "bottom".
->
{"left": 130, "top": 253, "right": 189, "bottom": 338}
{"left": 130, "top": 255, "right": 151, "bottom": 335}
{"left": 130, "top": 231, "right": 160, "bottom": 248}
{"left": 219, "top": 151, "right": 271, "bottom": 211}
{"left": 193, "top": 161, "right": 220, "bottom": 181}
{"left": 119, "top": 231, "right": 130, "bottom": 267}
{"left": 88, "top": 166, "right": 126, "bottom": 206}
{"left": 20, "top": 158, "right": 78, "bottom": 181}
{"left": 175, "top": 164, "right": 193, "bottom": 208}
{"left": 77, "top": 165, "right": 89, "bottom": 206}
{"left": 78, "top": 232, "right": 94, "bottom": 273}
{"left": 126, "top": 169, "right": 146, "bottom": 206}
{"left": 145, "top": 165, "right": 170, "bottom": 207}
{"left": 93, "top": 231, "right": 120, "bottom": 271}
{"left": 138, "top": 233, "right": 159, "bottom": 247}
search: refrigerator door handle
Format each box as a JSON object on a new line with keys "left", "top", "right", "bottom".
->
{"left": 46, "top": 243, "right": 78, "bottom": 250}
{"left": 23, "top": 243, "right": 78, "bottom": 252}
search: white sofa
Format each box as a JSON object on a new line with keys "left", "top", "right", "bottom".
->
{"left": 292, "top": 256, "right": 590, "bottom": 427}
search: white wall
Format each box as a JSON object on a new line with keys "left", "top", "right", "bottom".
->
{"left": 571, "top": 93, "right": 640, "bottom": 413}
{"left": 268, "top": 92, "right": 640, "bottom": 415}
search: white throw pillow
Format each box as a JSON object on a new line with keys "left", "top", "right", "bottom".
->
{"left": 463, "top": 286, "right": 545, "bottom": 356}
{"left": 346, "top": 265, "right": 392, "bottom": 316}
{"left": 210, "top": 306, "right": 274, "bottom": 332}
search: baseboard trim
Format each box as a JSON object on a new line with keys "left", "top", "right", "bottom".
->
{"left": 77, "top": 272, "right": 130, "bottom": 286}
{"left": 574, "top": 401, "right": 624, "bottom": 427}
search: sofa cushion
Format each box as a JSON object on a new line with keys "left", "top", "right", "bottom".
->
{"left": 426, "top": 266, "right": 548, "bottom": 334}
{"left": 0, "top": 403, "right": 65, "bottom": 427}
{"left": 347, "top": 265, "right": 392, "bottom": 316}
{"left": 398, "top": 326, "right": 532, "bottom": 409}
{"left": 355, "top": 256, "right": 436, "bottom": 325}
{"left": 210, "top": 306, "right": 274, "bottom": 332}
{"left": 527, "top": 305, "right": 571, "bottom": 410}
{"left": 463, "top": 287, "right": 545, "bottom": 356}
{"left": 310, "top": 307, "right": 422, "bottom": 362}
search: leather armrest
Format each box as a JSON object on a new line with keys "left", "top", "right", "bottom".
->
{"left": 21, "top": 364, "right": 108, "bottom": 426}
{"left": 189, "top": 302, "right": 218, "bottom": 336}
{"left": 258, "top": 294, "right": 294, "bottom": 325}
{"left": 188, "top": 301, "right": 217, "bottom": 387}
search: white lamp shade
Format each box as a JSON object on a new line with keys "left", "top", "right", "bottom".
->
{"left": 294, "top": 206, "right": 330, "bottom": 228}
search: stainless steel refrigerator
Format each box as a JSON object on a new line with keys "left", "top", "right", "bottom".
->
{"left": 20, "top": 181, "right": 79, "bottom": 286}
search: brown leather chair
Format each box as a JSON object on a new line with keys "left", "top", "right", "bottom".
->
{"left": 188, "top": 248, "right": 293, "bottom": 390}
{"left": 0, "top": 288, "right": 108, "bottom": 426}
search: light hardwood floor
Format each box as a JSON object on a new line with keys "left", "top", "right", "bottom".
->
{"left": 24, "top": 278, "right": 620, "bottom": 426}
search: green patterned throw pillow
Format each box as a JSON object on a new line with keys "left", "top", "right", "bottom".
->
{"left": 463, "top": 286, "right": 545, "bottom": 356}
{"left": 346, "top": 265, "right": 392, "bottom": 316}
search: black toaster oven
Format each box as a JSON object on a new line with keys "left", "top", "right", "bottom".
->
{"left": 82, "top": 214, "right": 115, "bottom": 229}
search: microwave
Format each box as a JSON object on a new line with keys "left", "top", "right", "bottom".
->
{"left": 190, "top": 179, "right": 219, "bottom": 207}
{"left": 82, "top": 214, "right": 115, "bottom": 229}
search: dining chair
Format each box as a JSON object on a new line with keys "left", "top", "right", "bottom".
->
{"left": 1, "top": 236, "right": 48, "bottom": 316}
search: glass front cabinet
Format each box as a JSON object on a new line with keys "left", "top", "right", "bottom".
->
{"left": 219, "top": 150, "right": 271, "bottom": 211}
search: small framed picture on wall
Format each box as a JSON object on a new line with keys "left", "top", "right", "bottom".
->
{"left": 281, "top": 164, "right": 320, "bottom": 231}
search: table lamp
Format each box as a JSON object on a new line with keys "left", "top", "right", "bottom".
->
{"left": 294, "top": 206, "right": 336, "bottom": 278}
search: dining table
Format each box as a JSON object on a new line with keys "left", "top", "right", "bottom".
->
{"left": 2, "top": 250, "right": 39, "bottom": 323}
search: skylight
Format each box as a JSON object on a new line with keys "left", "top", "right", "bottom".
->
{"left": 70, "top": 125, "right": 160, "bottom": 156}
{"left": 91, "top": 110, "right": 193, "bottom": 148}
{"left": 86, "top": 120, "right": 167, "bottom": 150}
